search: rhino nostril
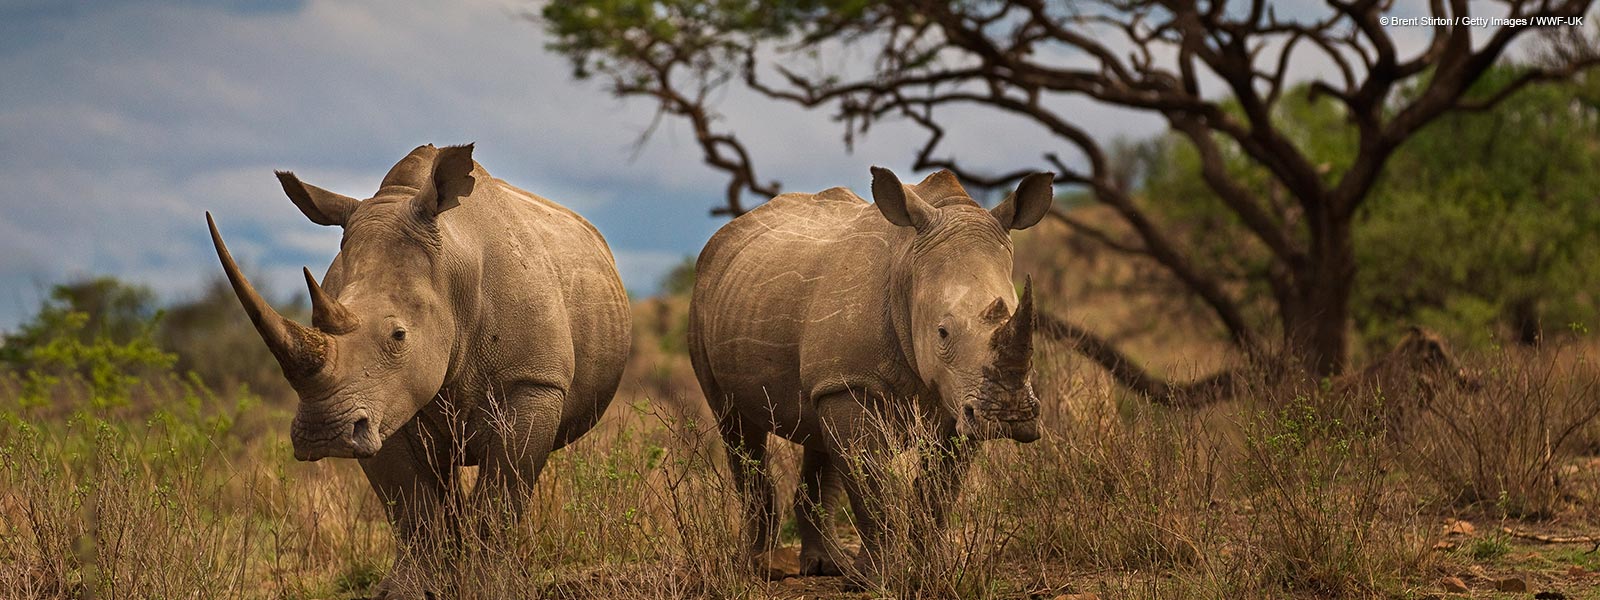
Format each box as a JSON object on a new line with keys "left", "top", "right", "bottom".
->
{"left": 962, "top": 405, "right": 976, "bottom": 422}
{"left": 352, "top": 417, "right": 371, "bottom": 441}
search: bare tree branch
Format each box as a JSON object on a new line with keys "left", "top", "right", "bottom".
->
{"left": 1036, "top": 310, "right": 1239, "bottom": 407}
{"left": 542, "top": 0, "right": 1600, "bottom": 386}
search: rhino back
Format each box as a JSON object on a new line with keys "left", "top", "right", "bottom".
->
{"left": 442, "top": 171, "right": 631, "bottom": 446}
{"left": 690, "top": 188, "right": 911, "bottom": 439}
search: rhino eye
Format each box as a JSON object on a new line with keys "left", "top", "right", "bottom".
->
{"left": 391, "top": 329, "right": 407, "bottom": 342}
{"left": 937, "top": 326, "right": 949, "bottom": 339}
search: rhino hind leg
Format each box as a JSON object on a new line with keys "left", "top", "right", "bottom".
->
{"left": 718, "top": 413, "right": 778, "bottom": 558}
{"left": 794, "top": 444, "right": 846, "bottom": 576}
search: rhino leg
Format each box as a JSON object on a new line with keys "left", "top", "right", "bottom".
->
{"left": 794, "top": 444, "right": 847, "bottom": 576}
{"left": 360, "top": 417, "right": 460, "bottom": 600}
{"left": 913, "top": 431, "right": 971, "bottom": 544}
{"left": 814, "top": 392, "right": 891, "bottom": 587}
{"left": 718, "top": 413, "right": 778, "bottom": 559}
{"left": 471, "top": 383, "right": 565, "bottom": 515}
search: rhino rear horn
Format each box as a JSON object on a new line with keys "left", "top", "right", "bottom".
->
{"left": 981, "top": 296, "right": 1009, "bottom": 323}
{"left": 991, "top": 276, "right": 1036, "bottom": 378}
{"left": 303, "top": 267, "right": 358, "bottom": 334}
{"left": 207, "top": 212, "right": 328, "bottom": 380}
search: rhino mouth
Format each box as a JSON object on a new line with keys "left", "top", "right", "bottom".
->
{"left": 291, "top": 408, "right": 383, "bottom": 461}
{"left": 958, "top": 394, "right": 1041, "bottom": 443}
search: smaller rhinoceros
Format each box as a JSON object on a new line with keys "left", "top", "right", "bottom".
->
{"left": 207, "top": 144, "right": 630, "bottom": 597}
{"left": 688, "top": 167, "right": 1052, "bottom": 580}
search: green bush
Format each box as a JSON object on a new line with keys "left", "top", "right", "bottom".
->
{"left": 2, "top": 278, "right": 175, "bottom": 408}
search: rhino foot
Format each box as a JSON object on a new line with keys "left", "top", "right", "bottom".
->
{"left": 839, "top": 557, "right": 884, "bottom": 592}
{"left": 839, "top": 571, "right": 880, "bottom": 593}
{"left": 799, "top": 552, "right": 843, "bottom": 577}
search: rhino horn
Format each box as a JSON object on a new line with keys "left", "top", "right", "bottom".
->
{"left": 303, "top": 267, "right": 358, "bottom": 334}
{"left": 207, "top": 212, "right": 328, "bottom": 380}
{"left": 991, "top": 275, "right": 1036, "bottom": 378}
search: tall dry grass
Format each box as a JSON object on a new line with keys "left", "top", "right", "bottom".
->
{"left": 1400, "top": 348, "right": 1600, "bottom": 517}
{"left": 1, "top": 332, "right": 1596, "bottom": 599}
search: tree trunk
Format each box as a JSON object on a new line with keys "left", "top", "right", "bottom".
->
{"left": 1510, "top": 296, "right": 1543, "bottom": 346}
{"left": 1283, "top": 221, "right": 1357, "bottom": 376}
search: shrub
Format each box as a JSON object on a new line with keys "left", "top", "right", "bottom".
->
{"left": 1401, "top": 348, "right": 1600, "bottom": 517}
{"left": 1237, "top": 390, "right": 1432, "bottom": 597}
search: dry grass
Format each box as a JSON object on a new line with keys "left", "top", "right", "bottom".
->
{"left": 1401, "top": 348, "right": 1600, "bottom": 518}
{"left": 1, "top": 303, "right": 1597, "bottom": 599}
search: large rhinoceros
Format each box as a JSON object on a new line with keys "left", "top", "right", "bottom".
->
{"left": 207, "top": 144, "right": 631, "bottom": 596}
{"left": 688, "top": 167, "right": 1052, "bottom": 580}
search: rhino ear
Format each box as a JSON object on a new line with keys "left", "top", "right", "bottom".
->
{"left": 414, "top": 143, "right": 476, "bottom": 218}
{"left": 991, "top": 172, "right": 1054, "bottom": 231}
{"left": 277, "top": 171, "right": 359, "bottom": 227}
{"left": 870, "top": 166, "right": 934, "bottom": 231}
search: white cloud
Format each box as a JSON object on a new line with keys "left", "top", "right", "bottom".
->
{"left": 2, "top": 0, "right": 1121, "bottom": 330}
{"left": 0, "top": 0, "right": 1571, "bottom": 330}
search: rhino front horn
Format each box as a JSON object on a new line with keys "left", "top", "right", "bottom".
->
{"left": 206, "top": 212, "right": 328, "bottom": 380}
{"left": 992, "top": 275, "right": 1036, "bottom": 377}
{"left": 303, "top": 267, "right": 358, "bottom": 334}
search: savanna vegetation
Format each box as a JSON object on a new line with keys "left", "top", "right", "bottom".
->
{"left": 3, "top": 218, "right": 1599, "bottom": 599}
{"left": 4, "top": 1, "right": 1600, "bottom": 599}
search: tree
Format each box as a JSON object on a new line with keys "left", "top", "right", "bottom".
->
{"left": 2, "top": 275, "right": 302, "bottom": 397}
{"left": 1354, "top": 70, "right": 1600, "bottom": 349}
{"left": 542, "top": 1, "right": 1600, "bottom": 389}
{"left": 3, "top": 277, "right": 161, "bottom": 352}
{"left": 1131, "top": 73, "right": 1600, "bottom": 356}
{"left": 0, "top": 277, "right": 174, "bottom": 407}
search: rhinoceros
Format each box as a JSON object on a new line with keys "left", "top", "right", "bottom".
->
{"left": 206, "top": 144, "right": 631, "bottom": 595}
{"left": 687, "top": 167, "right": 1052, "bottom": 579}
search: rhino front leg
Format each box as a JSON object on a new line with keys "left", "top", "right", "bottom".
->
{"left": 815, "top": 392, "right": 891, "bottom": 587}
{"left": 472, "top": 383, "right": 565, "bottom": 517}
{"left": 793, "top": 444, "right": 847, "bottom": 576}
{"left": 913, "top": 431, "right": 972, "bottom": 543}
{"left": 360, "top": 418, "right": 459, "bottom": 600}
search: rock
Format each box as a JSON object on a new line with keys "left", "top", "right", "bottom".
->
{"left": 1439, "top": 576, "right": 1470, "bottom": 593}
{"left": 1534, "top": 591, "right": 1568, "bottom": 600}
{"left": 1432, "top": 539, "right": 1459, "bottom": 551}
{"left": 1493, "top": 577, "right": 1528, "bottom": 592}
{"left": 1444, "top": 519, "right": 1476, "bottom": 536}
{"left": 756, "top": 546, "right": 801, "bottom": 581}
{"left": 1567, "top": 565, "right": 1588, "bottom": 577}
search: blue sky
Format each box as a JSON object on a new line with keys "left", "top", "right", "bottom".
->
{"left": 0, "top": 0, "right": 1486, "bottom": 330}
{"left": 0, "top": 0, "right": 1168, "bottom": 329}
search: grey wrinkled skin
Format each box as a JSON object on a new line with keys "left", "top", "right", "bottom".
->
{"left": 688, "top": 167, "right": 1052, "bottom": 582}
{"left": 207, "top": 144, "right": 630, "bottom": 598}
